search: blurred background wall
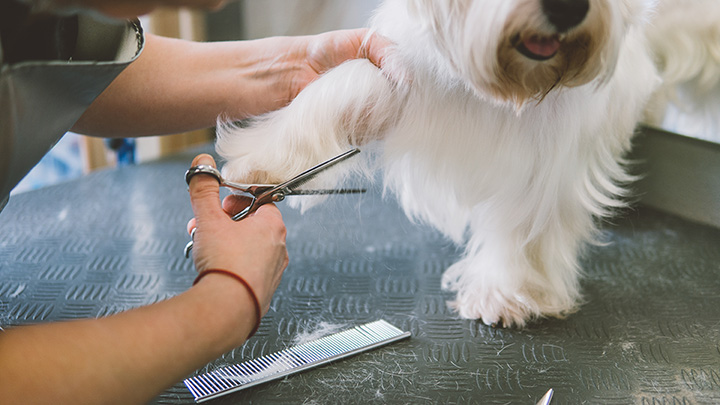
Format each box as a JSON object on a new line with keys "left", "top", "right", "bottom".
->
{"left": 208, "top": 0, "right": 380, "bottom": 41}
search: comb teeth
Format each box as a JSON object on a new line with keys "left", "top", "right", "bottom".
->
{"left": 183, "top": 319, "right": 410, "bottom": 403}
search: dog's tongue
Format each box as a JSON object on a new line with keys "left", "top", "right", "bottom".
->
{"left": 523, "top": 35, "right": 561, "bottom": 58}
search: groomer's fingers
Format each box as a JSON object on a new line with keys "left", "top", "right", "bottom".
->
{"left": 359, "top": 30, "right": 408, "bottom": 86}
{"left": 188, "top": 194, "right": 252, "bottom": 235}
{"left": 221, "top": 194, "right": 253, "bottom": 216}
{"left": 187, "top": 218, "right": 196, "bottom": 235}
{"left": 360, "top": 30, "right": 394, "bottom": 69}
{"left": 187, "top": 154, "right": 224, "bottom": 223}
{"left": 252, "top": 203, "right": 285, "bottom": 225}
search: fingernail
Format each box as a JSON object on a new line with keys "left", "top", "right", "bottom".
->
{"left": 194, "top": 154, "right": 215, "bottom": 167}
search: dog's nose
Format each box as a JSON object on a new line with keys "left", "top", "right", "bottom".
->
{"left": 541, "top": 0, "right": 590, "bottom": 32}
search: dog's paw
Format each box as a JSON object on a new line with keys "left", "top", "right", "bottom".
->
{"left": 220, "top": 153, "right": 291, "bottom": 186}
{"left": 446, "top": 287, "right": 541, "bottom": 328}
{"left": 217, "top": 124, "right": 357, "bottom": 213}
{"left": 442, "top": 259, "right": 579, "bottom": 328}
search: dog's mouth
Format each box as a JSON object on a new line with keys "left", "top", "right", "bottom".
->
{"left": 513, "top": 33, "right": 562, "bottom": 61}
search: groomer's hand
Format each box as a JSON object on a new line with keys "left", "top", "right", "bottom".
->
{"left": 186, "top": 154, "right": 288, "bottom": 315}
{"left": 283, "top": 29, "right": 395, "bottom": 102}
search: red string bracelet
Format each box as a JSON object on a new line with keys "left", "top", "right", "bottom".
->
{"left": 193, "top": 269, "right": 262, "bottom": 338}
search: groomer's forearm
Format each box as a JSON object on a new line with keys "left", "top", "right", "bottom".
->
{"left": 73, "top": 33, "right": 299, "bottom": 137}
{"left": 0, "top": 275, "right": 255, "bottom": 404}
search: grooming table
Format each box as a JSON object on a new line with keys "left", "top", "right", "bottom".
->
{"left": 1, "top": 142, "right": 718, "bottom": 404}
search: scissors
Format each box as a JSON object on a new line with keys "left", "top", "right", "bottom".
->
{"left": 536, "top": 388, "right": 554, "bottom": 405}
{"left": 183, "top": 148, "right": 364, "bottom": 258}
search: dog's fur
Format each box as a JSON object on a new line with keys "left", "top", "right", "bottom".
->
{"left": 644, "top": 0, "right": 720, "bottom": 143}
{"left": 217, "top": 0, "right": 667, "bottom": 327}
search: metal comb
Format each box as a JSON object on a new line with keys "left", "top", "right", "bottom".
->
{"left": 183, "top": 319, "right": 411, "bottom": 403}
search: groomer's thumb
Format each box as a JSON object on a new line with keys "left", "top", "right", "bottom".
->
{"left": 188, "top": 154, "right": 223, "bottom": 221}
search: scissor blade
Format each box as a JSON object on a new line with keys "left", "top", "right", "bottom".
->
{"left": 536, "top": 389, "right": 553, "bottom": 405}
{"left": 288, "top": 188, "right": 366, "bottom": 195}
{"left": 274, "top": 148, "right": 361, "bottom": 192}
{"left": 220, "top": 181, "right": 276, "bottom": 193}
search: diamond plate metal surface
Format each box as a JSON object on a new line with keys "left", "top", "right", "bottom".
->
{"left": 0, "top": 147, "right": 719, "bottom": 404}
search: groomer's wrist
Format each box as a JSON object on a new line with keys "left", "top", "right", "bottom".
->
{"left": 224, "top": 37, "right": 304, "bottom": 118}
{"left": 191, "top": 273, "right": 259, "bottom": 345}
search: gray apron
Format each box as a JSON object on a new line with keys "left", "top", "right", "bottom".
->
{"left": 0, "top": 10, "right": 144, "bottom": 212}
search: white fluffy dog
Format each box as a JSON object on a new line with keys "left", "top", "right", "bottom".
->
{"left": 216, "top": 0, "right": 662, "bottom": 327}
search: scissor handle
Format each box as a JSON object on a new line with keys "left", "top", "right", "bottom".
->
{"left": 185, "top": 164, "right": 222, "bottom": 186}
{"left": 231, "top": 189, "right": 288, "bottom": 221}
{"left": 183, "top": 167, "right": 285, "bottom": 257}
{"left": 231, "top": 199, "right": 256, "bottom": 221}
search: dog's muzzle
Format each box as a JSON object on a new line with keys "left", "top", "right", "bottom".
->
{"left": 514, "top": 0, "right": 590, "bottom": 61}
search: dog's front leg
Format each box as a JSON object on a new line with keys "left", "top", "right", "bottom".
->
{"left": 216, "top": 59, "right": 400, "bottom": 209}
{"left": 443, "top": 223, "right": 585, "bottom": 328}
{"left": 441, "top": 174, "right": 594, "bottom": 327}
